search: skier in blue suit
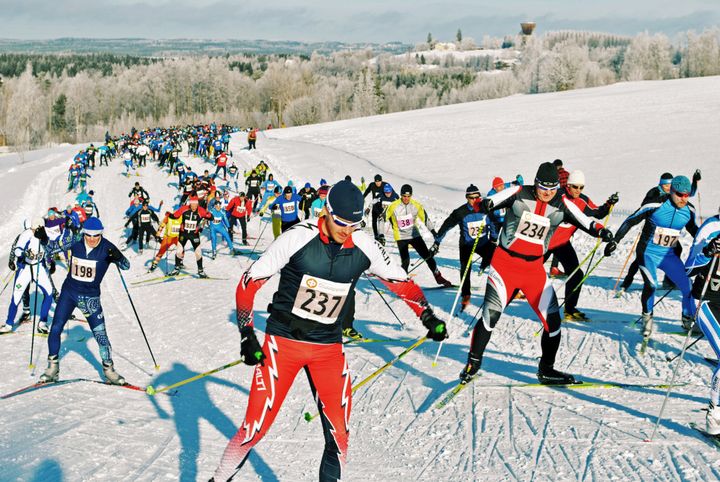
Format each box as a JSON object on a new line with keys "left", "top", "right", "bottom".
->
{"left": 207, "top": 201, "right": 237, "bottom": 258}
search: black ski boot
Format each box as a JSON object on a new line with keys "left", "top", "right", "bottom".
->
{"left": 537, "top": 362, "right": 577, "bottom": 385}
{"left": 459, "top": 354, "right": 481, "bottom": 384}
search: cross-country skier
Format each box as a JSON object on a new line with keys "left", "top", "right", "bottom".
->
{"left": 0, "top": 219, "right": 56, "bottom": 334}
{"left": 298, "top": 182, "right": 317, "bottom": 219}
{"left": 225, "top": 192, "right": 252, "bottom": 245}
{"left": 376, "top": 184, "right": 399, "bottom": 245}
{"left": 211, "top": 180, "right": 448, "bottom": 481}
{"left": 269, "top": 186, "right": 301, "bottom": 233}
{"left": 385, "top": 184, "right": 452, "bottom": 286}
{"left": 461, "top": 162, "right": 613, "bottom": 385}
{"left": 432, "top": 184, "right": 496, "bottom": 311}
{"left": 362, "top": 174, "right": 390, "bottom": 243}
{"left": 245, "top": 170, "right": 263, "bottom": 212}
{"left": 169, "top": 197, "right": 213, "bottom": 278}
{"left": 310, "top": 185, "right": 329, "bottom": 217}
{"left": 38, "top": 217, "right": 130, "bottom": 385}
{"left": 685, "top": 212, "right": 720, "bottom": 434}
{"left": 207, "top": 200, "right": 237, "bottom": 258}
{"left": 149, "top": 212, "right": 182, "bottom": 272}
{"left": 605, "top": 175, "right": 698, "bottom": 337}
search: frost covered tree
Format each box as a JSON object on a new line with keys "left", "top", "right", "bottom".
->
{"left": 5, "top": 63, "right": 46, "bottom": 153}
{"left": 621, "top": 33, "right": 674, "bottom": 80}
{"left": 682, "top": 28, "right": 720, "bottom": 77}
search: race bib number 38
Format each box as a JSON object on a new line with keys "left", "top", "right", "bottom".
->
{"left": 396, "top": 213, "right": 414, "bottom": 230}
{"left": 71, "top": 257, "right": 97, "bottom": 282}
{"left": 653, "top": 227, "right": 680, "bottom": 247}
{"left": 516, "top": 211, "right": 550, "bottom": 245}
{"left": 292, "top": 275, "right": 351, "bottom": 324}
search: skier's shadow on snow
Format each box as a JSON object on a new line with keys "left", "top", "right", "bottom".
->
{"left": 59, "top": 325, "right": 107, "bottom": 379}
{"left": 148, "top": 362, "right": 278, "bottom": 482}
{"left": 29, "top": 459, "right": 63, "bottom": 482}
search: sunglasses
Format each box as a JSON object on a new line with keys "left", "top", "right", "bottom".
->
{"left": 466, "top": 195, "right": 480, "bottom": 200}
{"left": 84, "top": 233, "right": 102, "bottom": 238}
{"left": 536, "top": 183, "right": 559, "bottom": 192}
{"left": 568, "top": 184, "right": 584, "bottom": 190}
{"left": 672, "top": 191, "right": 690, "bottom": 199}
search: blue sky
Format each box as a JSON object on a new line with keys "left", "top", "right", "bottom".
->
{"left": 1, "top": 0, "right": 719, "bottom": 42}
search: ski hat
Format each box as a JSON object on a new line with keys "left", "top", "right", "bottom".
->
{"left": 535, "top": 162, "right": 560, "bottom": 189}
{"left": 345, "top": 175, "right": 352, "bottom": 182}
{"left": 374, "top": 174, "right": 382, "bottom": 182}
{"left": 659, "top": 172, "right": 673, "bottom": 185}
{"left": 492, "top": 177, "right": 504, "bottom": 189}
{"left": 239, "top": 191, "right": 246, "bottom": 197}
{"left": 383, "top": 184, "right": 393, "bottom": 193}
{"left": 671, "top": 175, "right": 691, "bottom": 194}
{"left": 552, "top": 159, "right": 563, "bottom": 167}
{"left": 567, "top": 170, "right": 585, "bottom": 186}
{"left": 319, "top": 178, "right": 327, "bottom": 186}
{"left": 318, "top": 185, "right": 330, "bottom": 197}
{"left": 401, "top": 184, "right": 413, "bottom": 196}
{"left": 283, "top": 186, "right": 293, "bottom": 194}
{"left": 326, "top": 180, "right": 364, "bottom": 223}
{"left": 466, "top": 184, "right": 481, "bottom": 196}
{"left": 188, "top": 196, "right": 199, "bottom": 204}
{"left": 304, "top": 182, "right": 311, "bottom": 189}
{"left": 83, "top": 217, "right": 104, "bottom": 236}
{"left": 47, "top": 209, "right": 58, "bottom": 217}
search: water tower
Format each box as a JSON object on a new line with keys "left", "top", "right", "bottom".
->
{"left": 520, "top": 22, "right": 536, "bottom": 36}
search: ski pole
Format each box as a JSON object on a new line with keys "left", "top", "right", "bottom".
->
{"left": 648, "top": 254, "right": 718, "bottom": 442}
{"left": 629, "top": 288, "right": 673, "bottom": 327}
{"left": 116, "top": 265, "right": 160, "bottom": 370}
{"left": 432, "top": 233, "right": 482, "bottom": 367}
{"left": 28, "top": 262, "right": 41, "bottom": 369}
{"left": 584, "top": 201, "right": 615, "bottom": 269}
{"left": 304, "top": 336, "right": 427, "bottom": 421}
{"left": 364, "top": 275, "right": 406, "bottom": 329}
{"left": 612, "top": 231, "right": 641, "bottom": 293}
{"left": 665, "top": 333, "right": 705, "bottom": 362}
{"left": 0, "top": 270, "right": 14, "bottom": 298}
{"left": 556, "top": 253, "right": 607, "bottom": 312}
{"left": 248, "top": 216, "right": 269, "bottom": 258}
{"left": 146, "top": 358, "right": 243, "bottom": 395}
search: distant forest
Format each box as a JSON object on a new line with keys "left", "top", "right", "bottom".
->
{"left": 1, "top": 29, "right": 719, "bottom": 149}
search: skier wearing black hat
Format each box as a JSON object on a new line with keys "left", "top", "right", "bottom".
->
{"left": 269, "top": 185, "right": 302, "bottom": 232}
{"left": 213, "top": 180, "right": 448, "bottom": 481}
{"left": 461, "top": 162, "right": 613, "bottom": 385}
{"left": 362, "top": 174, "right": 391, "bottom": 242}
{"left": 432, "top": 184, "right": 497, "bottom": 310}
{"left": 386, "top": 184, "right": 452, "bottom": 286}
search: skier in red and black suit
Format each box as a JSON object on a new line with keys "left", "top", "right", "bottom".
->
{"left": 169, "top": 197, "right": 213, "bottom": 278}
{"left": 545, "top": 170, "right": 618, "bottom": 321}
{"left": 225, "top": 192, "right": 253, "bottom": 245}
{"left": 212, "top": 180, "right": 448, "bottom": 482}
{"left": 460, "top": 162, "right": 613, "bottom": 385}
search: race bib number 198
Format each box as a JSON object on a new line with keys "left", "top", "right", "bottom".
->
{"left": 71, "top": 257, "right": 97, "bottom": 282}
{"left": 292, "top": 275, "right": 351, "bottom": 324}
{"left": 516, "top": 211, "right": 550, "bottom": 244}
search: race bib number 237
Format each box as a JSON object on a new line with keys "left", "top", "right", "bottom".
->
{"left": 292, "top": 275, "right": 351, "bottom": 324}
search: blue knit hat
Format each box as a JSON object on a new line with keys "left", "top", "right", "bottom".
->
{"left": 326, "top": 180, "right": 364, "bottom": 223}
{"left": 83, "top": 217, "right": 104, "bottom": 236}
{"left": 383, "top": 184, "right": 393, "bottom": 193}
{"left": 671, "top": 175, "right": 691, "bottom": 194}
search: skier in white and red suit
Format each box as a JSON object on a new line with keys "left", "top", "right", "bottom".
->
{"left": 459, "top": 162, "right": 614, "bottom": 385}
{"left": 212, "top": 180, "right": 448, "bottom": 481}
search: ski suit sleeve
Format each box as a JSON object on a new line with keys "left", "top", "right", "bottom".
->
{"left": 614, "top": 203, "right": 659, "bottom": 243}
{"left": 685, "top": 203, "right": 699, "bottom": 238}
{"left": 353, "top": 231, "right": 431, "bottom": 318}
{"left": 125, "top": 211, "right": 139, "bottom": 227}
{"left": 413, "top": 199, "right": 434, "bottom": 231}
{"left": 435, "top": 205, "right": 464, "bottom": 243}
{"left": 561, "top": 197, "right": 604, "bottom": 237}
{"left": 363, "top": 186, "right": 373, "bottom": 198}
{"left": 236, "top": 224, "right": 316, "bottom": 330}
{"left": 685, "top": 216, "right": 720, "bottom": 273}
{"left": 581, "top": 194, "right": 610, "bottom": 219}
{"left": 485, "top": 185, "right": 522, "bottom": 212}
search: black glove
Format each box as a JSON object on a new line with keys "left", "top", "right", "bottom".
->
{"left": 693, "top": 169, "right": 702, "bottom": 183}
{"left": 8, "top": 259, "right": 15, "bottom": 271}
{"left": 598, "top": 228, "right": 614, "bottom": 243}
{"left": 240, "top": 327, "right": 265, "bottom": 366}
{"left": 34, "top": 226, "right": 49, "bottom": 245}
{"left": 606, "top": 193, "right": 619, "bottom": 206}
{"left": 429, "top": 242, "right": 440, "bottom": 256}
{"left": 420, "top": 309, "right": 448, "bottom": 342}
{"left": 106, "top": 246, "right": 123, "bottom": 263}
{"left": 48, "top": 259, "right": 56, "bottom": 275}
{"left": 604, "top": 240, "right": 618, "bottom": 257}
{"left": 480, "top": 198, "right": 494, "bottom": 213}
{"left": 703, "top": 237, "right": 720, "bottom": 257}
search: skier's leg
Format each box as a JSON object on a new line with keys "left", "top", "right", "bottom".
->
{"left": 78, "top": 296, "right": 113, "bottom": 364}
{"left": 660, "top": 252, "right": 696, "bottom": 318}
{"left": 397, "top": 240, "right": 411, "bottom": 272}
{"left": 698, "top": 302, "right": 720, "bottom": 408}
{"left": 48, "top": 291, "right": 76, "bottom": 357}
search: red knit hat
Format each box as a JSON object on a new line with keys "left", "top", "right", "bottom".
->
{"left": 492, "top": 177, "right": 504, "bottom": 189}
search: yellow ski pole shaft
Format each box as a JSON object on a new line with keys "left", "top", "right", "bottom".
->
{"left": 146, "top": 358, "right": 243, "bottom": 395}
{"left": 612, "top": 231, "right": 640, "bottom": 293}
{"left": 432, "top": 232, "right": 482, "bottom": 367}
{"left": 304, "top": 337, "right": 427, "bottom": 422}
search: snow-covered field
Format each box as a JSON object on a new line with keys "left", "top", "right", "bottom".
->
{"left": 1, "top": 76, "right": 720, "bottom": 481}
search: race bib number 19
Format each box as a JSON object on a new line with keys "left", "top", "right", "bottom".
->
{"left": 71, "top": 257, "right": 97, "bottom": 282}
{"left": 516, "top": 211, "right": 550, "bottom": 244}
{"left": 653, "top": 227, "right": 680, "bottom": 247}
{"left": 292, "top": 275, "right": 351, "bottom": 324}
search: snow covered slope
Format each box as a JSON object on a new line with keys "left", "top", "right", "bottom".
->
{"left": 1, "top": 76, "right": 720, "bottom": 481}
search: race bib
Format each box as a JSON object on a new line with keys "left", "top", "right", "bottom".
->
{"left": 313, "top": 207, "right": 322, "bottom": 217}
{"left": 283, "top": 203, "right": 296, "bottom": 214}
{"left": 170, "top": 223, "right": 181, "bottom": 236}
{"left": 396, "top": 213, "right": 414, "bottom": 230}
{"left": 141, "top": 213, "right": 151, "bottom": 223}
{"left": 250, "top": 180, "right": 259, "bottom": 187}
{"left": 467, "top": 220, "right": 485, "bottom": 239}
{"left": 516, "top": 211, "right": 550, "bottom": 244}
{"left": 213, "top": 216, "right": 222, "bottom": 225}
{"left": 653, "top": 227, "right": 680, "bottom": 247}
{"left": 46, "top": 225, "right": 61, "bottom": 240}
{"left": 184, "top": 219, "right": 198, "bottom": 231}
{"left": 71, "top": 257, "right": 97, "bottom": 283}
{"left": 292, "top": 275, "right": 351, "bottom": 324}
{"left": 236, "top": 205, "right": 246, "bottom": 214}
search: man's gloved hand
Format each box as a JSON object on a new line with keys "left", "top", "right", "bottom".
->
{"left": 480, "top": 198, "right": 494, "bottom": 213}
{"left": 8, "top": 259, "right": 15, "bottom": 271}
{"left": 420, "top": 309, "right": 448, "bottom": 342}
{"left": 598, "top": 228, "right": 614, "bottom": 243}
{"left": 364, "top": 207, "right": 370, "bottom": 216}
{"left": 606, "top": 193, "right": 619, "bottom": 206}
{"left": 49, "top": 259, "right": 56, "bottom": 275}
{"left": 106, "top": 246, "right": 123, "bottom": 263}
{"left": 429, "top": 242, "right": 440, "bottom": 256}
{"left": 604, "top": 240, "right": 618, "bottom": 257}
{"left": 240, "top": 327, "right": 266, "bottom": 366}
{"left": 703, "top": 236, "right": 720, "bottom": 257}
{"left": 693, "top": 169, "right": 702, "bottom": 183}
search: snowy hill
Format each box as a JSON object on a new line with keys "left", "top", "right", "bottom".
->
{"left": 2, "top": 76, "right": 720, "bottom": 481}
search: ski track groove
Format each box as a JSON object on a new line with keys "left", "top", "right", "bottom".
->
{"left": 381, "top": 370, "right": 408, "bottom": 413}
{"left": 470, "top": 381, "right": 477, "bottom": 476}
{"left": 579, "top": 421, "right": 603, "bottom": 482}
{"left": 665, "top": 444, "right": 685, "bottom": 481}
{"left": 528, "top": 407, "right": 552, "bottom": 482}
{"left": 127, "top": 432, "right": 176, "bottom": 480}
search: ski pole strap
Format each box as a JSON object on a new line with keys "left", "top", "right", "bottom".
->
{"left": 149, "top": 359, "right": 243, "bottom": 395}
